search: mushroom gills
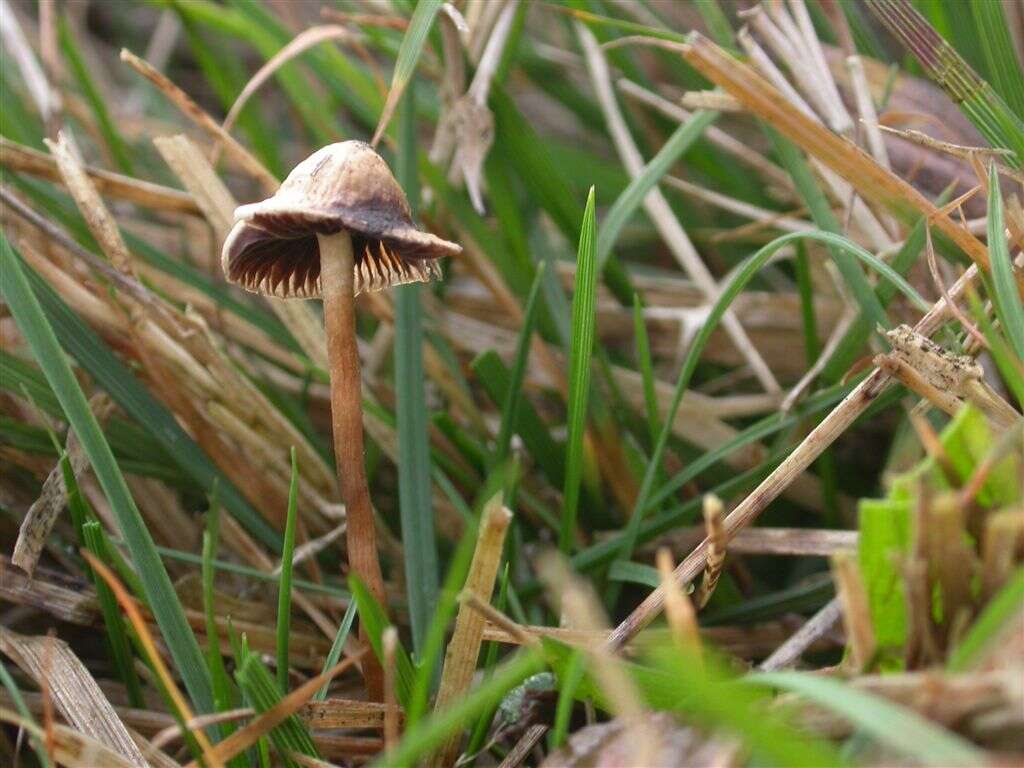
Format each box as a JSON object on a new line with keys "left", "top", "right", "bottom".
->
{"left": 226, "top": 229, "right": 442, "bottom": 299}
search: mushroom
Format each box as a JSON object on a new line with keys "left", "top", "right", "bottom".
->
{"left": 222, "top": 140, "right": 460, "bottom": 694}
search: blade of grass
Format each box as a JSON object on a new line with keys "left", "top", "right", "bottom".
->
{"left": 0, "top": 660, "right": 52, "bottom": 768}
{"left": 596, "top": 110, "right": 718, "bottom": 270}
{"left": 406, "top": 514, "right": 481, "bottom": 728}
{"left": 985, "top": 162, "right": 1024, "bottom": 358}
{"left": 969, "top": 0, "right": 1024, "bottom": 120}
{"left": 494, "top": 263, "right": 547, "bottom": 465}
{"left": 81, "top": 521, "right": 144, "bottom": 709}
{"left": 559, "top": 187, "right": 598, "bottom": 554}
{"left": 202, "top": 490, "right": 246, "bottom": 768}
{"left": 767, "top": 128, "right": 888, "bottom": 333}
{"left": 969, "top": 289, "right": 1024, "bottom": 408}
{"left": 948, "top": 566, "right": 1024, "bottom": 671}
{"left": 632, "top": 293, "right": 659, "bottom": 444}
{"left": 350, "top": 574, "right": 416, "bottom": 707}
{"left": 380, "top": 651, "right": 544, "bottom": 768}
{"left": 1, "top": 235, "right": 214, "bottom": 713}
{"left": 752, "top": 671, "right": 986, "bottom": 766}
{"left": 277, "top": 448, "right": 300, "bottom": 693}
{"left": 866, "top": 0, "right": 1024, "bottom": 166}
{"left": 314, "top": 600, "right": 357, "bottom": 702}
{"left": 472, "top": 350, "right": 566, "bottom": 490}
{"left": 235, "top": 653, "right": 319, "bottom": 767}
{"left": 372, "top": 0, "right": 442, "bottom": 145}
{"left": 395, "top": 82, "right": 439, "bottom": 657}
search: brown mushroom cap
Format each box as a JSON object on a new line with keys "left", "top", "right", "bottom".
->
{"left": 221, "top": 140, "right": 461, "bottom": 298}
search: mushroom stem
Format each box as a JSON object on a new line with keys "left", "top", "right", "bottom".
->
{"left": 317, "top": 230, "right": 387, "bottom": 700}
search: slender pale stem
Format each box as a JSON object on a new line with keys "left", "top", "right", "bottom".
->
{"left": 318, "top": 230, "right": 386, "bottom": 700}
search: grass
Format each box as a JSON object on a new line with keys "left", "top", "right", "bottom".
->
{"left": 1, "top": 2, "right": 1023, "bottom": 767}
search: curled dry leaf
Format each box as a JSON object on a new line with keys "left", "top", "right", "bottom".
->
{"left": 13, "top": 393, "right": 113, "bottom": 576}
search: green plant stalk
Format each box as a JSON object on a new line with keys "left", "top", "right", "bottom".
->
{"left": 985, "top": 162, "right": 1024, "bottom": 358}
{"left": 276, "top": 448, "right": 300, "bottom": 693}
{"left": 0, "top": 661, "right": 53, "bottom": 768}
{"left": 0, "top": 237, "right": 214, "bottom": 712}
{"left": 406, "top": 515, "right": 481, "bottom": 728}
{"left": 236, "top": 653, "right": 319, "bottom": 767}
{"left": 381, "top": 651, "right": 544, "bottom": 768}
{"left": 394, "top": 82, "right": 439, "bottom": 657}
{"left": 314, "top": 601, "right": 358, "bottom": 702}
{"left": 559, "top": 187, "right": 599, "bottom": 553}
{"left": 949, "top": 567, "right": 1024, "bottom": 671}
{"left": 81, "top": 521, "right": 144, "bottom": 708}
{"left": 495, "top": 263, "right": 547, "bottom": 465}
{"left": 753, "top": 671, "right": 985, "bottom": 766}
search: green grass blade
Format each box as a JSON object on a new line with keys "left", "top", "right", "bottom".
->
{"left": 395, "top": 83, "right": 439, "bottom": 657}
{"left": 372, "top": 0, "right": 442, "bottom": 145}
{"left": 0, "top": 660, "right": 52, "bottom": 768}
{"left": 349, "top": 574, "right": 416, "bottom": 707}
{"left": 495, "top": 263, "right": 547, "bottom": 465}
{"left": 0, "top": 235, "right": 214, "bottom": 712}
{"left": 314, "top": 601, "right": 358, "bottom": 702}
{"left": 768, "top": 129, "right": 889, "bottom": 332}
{"left": 559, "top": 187, "right": 599, "bottom": 553}
{"left": 276, "top": 448, "right": 300, "bottom": 693}
{"left": 985, "top": 162, "right": 1024, "bottom": 358}
{"left": 969, "top": 0, "right": 1024, "bottom": 119}
{"left": 406, "top": 515, "right": 481, "bottom": 728}
{"left": 632, "top": 293, "right": 660, "bottom": 443}
{"left": 235, "top": 653, "right": 319, "bottom": 766}
{"left": 472, "top": 351, "right": 566, "bottom": 490}
{"left": 81, "top": 520, "right": 145, "bottom": 708}
{"left": 948, "top": 566, "right": 1024, "bottom": 671}
{"left": 596, "top": 111, "right": 718, "bottom": 269}
{"left": 381, "top": 651, "right": 545, "bottom": 768}
{"left": 753, "top": 671, "right": 986, "bottom": 766}
{"left": 970, "top": 290, "right": 1024, "bottom": 408}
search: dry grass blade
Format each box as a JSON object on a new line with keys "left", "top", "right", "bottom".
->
{"left": 301, "top": 699, "right": 391, "bottom": 730}
{"left": 184, "top": 653, "right": 364, "bottom": 768}
{"left": 382, "top": 626, "right": 400, "bottom": 753}
{"left": 431, "top": 494, "right": 512, "bottom": 767}
{"left": 831, "top": 550, "right": 876, "bottom": 671}
{"left": 681, "top": 33, "right": 993, "bottom": 272}
{"left": 45, "top": 131, "right": 136, "bottom": 275}
{"left": 759, "top": 597, "right": 843, "bottom": 671}
{"left": 119, "top": 48, "right": 278, "bottom": 193}
{"left": 213, "top": 25, "right": 361, "bottom": 164}
{"left": 0, "top": 706, "right": 139, "bottom": 768}
{"left": 0, "top": 136, "right": 199, "bottom": 214}
{"left": 0, "top": 628, "right": 147, "bottom": 767}
{"left": 79, "top": 549, "right": 221, "bottom": 767}
{"left": 13, "top": 393, "right": 113, "bottom": 576}
{"left": 694, "top": 494, "right": 726, "bottom": 609}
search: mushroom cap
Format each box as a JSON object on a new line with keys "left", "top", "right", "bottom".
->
{"left": 221, "top": 140, "right": 460, "bottom": 298}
